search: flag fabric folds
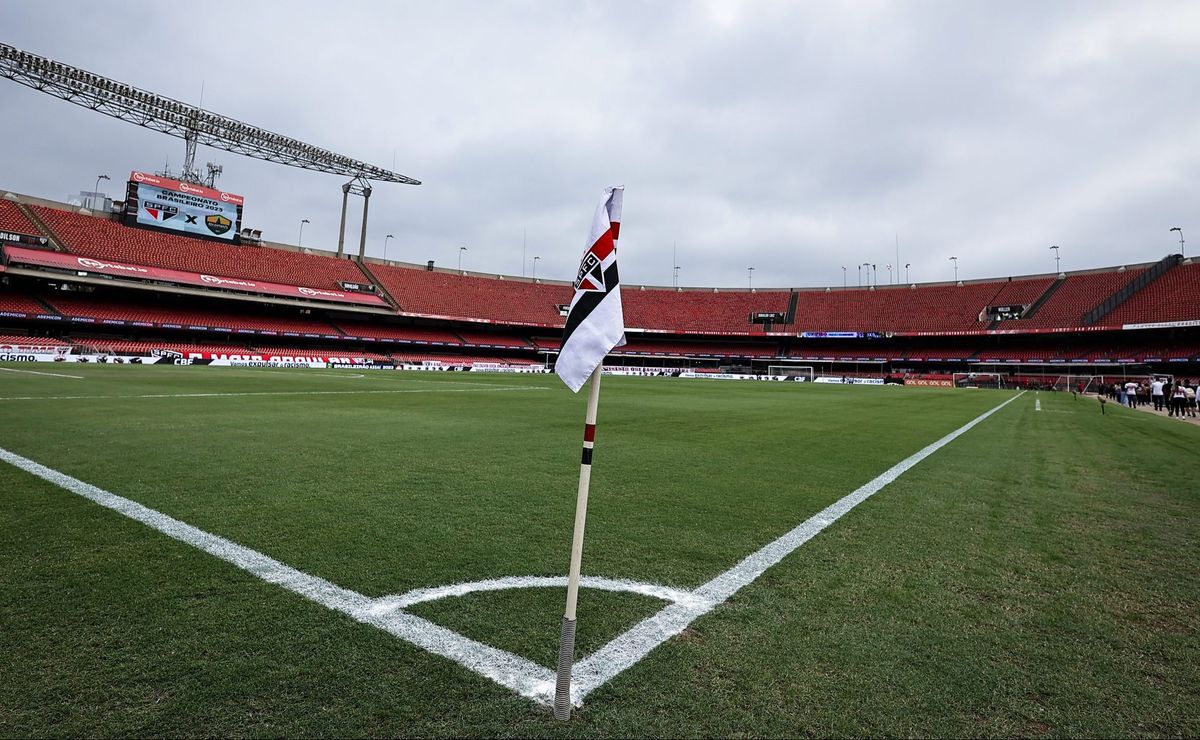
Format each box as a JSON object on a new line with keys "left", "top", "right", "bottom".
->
{"left": 555, "top": 187, "right": 626, "bottom": 393}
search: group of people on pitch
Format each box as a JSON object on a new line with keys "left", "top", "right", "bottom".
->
{"left": 1101, "top": 378, "right": 1198, "bottom": 418}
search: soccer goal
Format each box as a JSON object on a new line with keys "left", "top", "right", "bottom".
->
{"left": 1051, "top": 374, "right": 1099, "bottom": 393}
{"left": 767, "top": 365, "right": 815, "bottom": 382}
{"left": 952, "top": 371, "right": 1004, "bottom": 389}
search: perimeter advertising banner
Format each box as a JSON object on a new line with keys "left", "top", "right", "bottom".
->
{"left": 125, "top": 171, "right": 244, "bottom": 241}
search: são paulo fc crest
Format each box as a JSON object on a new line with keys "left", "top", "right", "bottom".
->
{"left": 574, "top": 251, "right": 606, "bottom": 292}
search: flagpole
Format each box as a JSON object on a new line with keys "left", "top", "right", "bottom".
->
{"left": 553, "top": 363, "right": 603, "bottom": 720}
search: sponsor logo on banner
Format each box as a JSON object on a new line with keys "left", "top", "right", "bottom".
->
{"left": 205, "top": 214, "right": 233, "bottom": 235}
{"left": 298, "top": 287, "right": 348, "bottom": 298}
{"left": 78, "top": 257, "right": 149, "bottom": 273}
{"left": 814, "top": 376, "right": 886, "bottom": 385}
{"left": 201, "top": 274, "right": 258, "bottom": 288}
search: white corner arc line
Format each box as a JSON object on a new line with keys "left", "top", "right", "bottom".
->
{"left": 568, "top": 391, "right": 1025, "bottom": 700}
{"left": 0, "top": 367, "right": 85, "bottom": 379}
{"left": 0, "top": 445, "right": 553, "bottom": 701}
{"left": 371, "top": 575, "right": 711, "bottom": 614}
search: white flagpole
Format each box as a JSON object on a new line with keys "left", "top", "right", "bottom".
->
{"left": 553, "top": 363, "right": 603, "bottom": 720}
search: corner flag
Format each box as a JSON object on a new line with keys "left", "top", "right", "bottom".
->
{"left": 552, "top": 187, "right": 625, "bottom": 720}
{"left": 555, "top": 186, "right": 626, "bottom": 393}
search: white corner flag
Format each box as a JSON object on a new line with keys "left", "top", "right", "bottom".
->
{"left": 552, "top": 187, "right": 625, "bottom": 721}
{"left": 555, "top": 186, "right": 626, "bottom": 393}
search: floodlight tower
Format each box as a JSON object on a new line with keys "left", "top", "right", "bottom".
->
{"left": 0, "top": 42, "right": 420, "bottom": 254}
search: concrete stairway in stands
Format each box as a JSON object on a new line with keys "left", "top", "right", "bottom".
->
{"left": 355, "top": 260, "right": 400, "bottom": 310}
{"left": 14, "top": 203, "right": 65, "bottom": 251}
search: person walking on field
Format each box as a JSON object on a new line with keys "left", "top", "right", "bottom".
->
{"left": 1151, "top": 377, "right": 1166, "bottom": 411}
{"left": 1125, "top": 380, "right": 1138, "bottom": 408}
{"left": 1185, "top": 384, "right": 1197, "bottom": 419}
{"left": 1171, "top": 382, "right": 1188, "bottom": 418}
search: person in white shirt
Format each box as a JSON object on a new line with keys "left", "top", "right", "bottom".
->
{"left": 1125, "top": 381, "right": 1138, "bottom": 408}
{"left": 1151, "top": 378, "right": 1166, "bottom": 411}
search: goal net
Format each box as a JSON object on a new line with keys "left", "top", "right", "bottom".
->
{"left": 1050, "top": 374, "right": 1099, "bottom": 393}
{"left": 767, "top": 365, "right": 814, "bottom": 382}
{"left": 952, "top": 372, "right": 1004, "bottom": 389}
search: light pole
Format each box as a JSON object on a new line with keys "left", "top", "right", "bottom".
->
{"left": 949, "top": 256, "right": 959, "bottom": 283}
{"left": 905, "top": 263, "right": 911, "bottom": 283}
{"left": 871, "top": 264, "right": 877, "bottom": 287}
{"left": 673, "top": 265, "right": 681, "bottom": 288}
{"left": 1050, "top": 245, "right": 1061, "bottom": 274}
{"left": 533, "top": 256, "right": 540, "bottom": 280}
{"left": 861, "top": 262, "right": 870, "bottom": 287}
{"left": 886, "top": 264, "right": 893, "bottom": 284}
{"left": 90, "top": 174, "right": 109, "bottom": 209}
{"left": 747, "top": 266, "right": 755, "bottom": 290}
{"left": 842, "top": 266, "right": 847, "bottom": 289}
{"left": 384, "top": 234, "right": 394, "bottom": 261}
{"left": 1170, "top": 227, "right": 1185, "bottom": 257}
{"left": 298, "top": 218, "right": 310, "bottom": 246}
{"left": 458, "top": 246, "right": 468, "bottom": 272}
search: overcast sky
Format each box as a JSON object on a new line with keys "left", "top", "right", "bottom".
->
{"left": 1, "top": 1, "right": 1197, "bottom": 289}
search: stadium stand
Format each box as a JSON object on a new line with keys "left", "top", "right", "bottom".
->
{"left": 623, "top": 288, "right": 792, "bottom": 333}
{"left": 32, "top": 206, "right": 368, "bottom": 293}
{"left": 371, "top": 263, "right": 571, "bottom": 325}
{"left": 0, "top": 289, "right": 48, "bottom": 315}
{"left": 43, "top": 293, "right": 344, "bottom": 334}
{"left": 0, "top": 333, "right": 69, "bottom": 346}
{"left": 1100, "top": 260, "right": 1200, "bottom": 326}
{"left": 1017, "top": 268, "right": 1146, "bottom": 329}
{"left": 0, "top": 200, "right": 39, "bottom": 234}
{"left": 330, "top": 321, "right": 465, "bottom": 344}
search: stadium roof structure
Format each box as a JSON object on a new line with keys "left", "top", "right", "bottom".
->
{"left": 0, "top": 42, "right": 420, "bottom": 187}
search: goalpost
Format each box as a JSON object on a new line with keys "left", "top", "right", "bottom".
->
{"left": 767, "top": 365, "right": 815, "bottom": 382}
{"left": 1050, "top": 374, "right": 1100, "bottom": 393}
{"left": 952, "top": 371, "right": 1004, "bottom": 389}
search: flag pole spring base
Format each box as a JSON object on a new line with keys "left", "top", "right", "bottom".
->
{"left": 552, "top": 616, "right": 577, "bottom": 720}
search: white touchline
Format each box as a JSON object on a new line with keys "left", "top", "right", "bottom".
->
{"left": 0, "top": 386, "right": 548, "bottom": 401}
{"left": 0, "top": 367, "right": 85, "bottom": 379}
{"left": 0, "top": 390, "right": 1023, "bottom": 708}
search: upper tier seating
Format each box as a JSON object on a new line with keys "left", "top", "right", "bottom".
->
{"left": 44, "top": 294, "right": 342, "bottom": 334}
{"left": 790, "top": 282, "right": 1000, "bottom": 332}
{"left": 623, "top": 289, "right": 792, "bottom": 332}
{"left": 34, "top": 206, "right": 366, "bottom": 292}
{"left": 1018, "top": 268, "right": 1145, "bottom": 329}
{"left": 619, "top": 338, "right": 777, "bottom": 357}
{"left": 371, "top": 263, "right": 570, "bottom": 325}
{"left": 1101, "top": 261, "right": 1200, "bottom": 326}
{"left": 0, "top": 201, "right": 38, "bottom": 234}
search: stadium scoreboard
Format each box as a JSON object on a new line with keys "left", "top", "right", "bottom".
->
{"left": 123, "top": 171, "right": 244, "bottom": 242}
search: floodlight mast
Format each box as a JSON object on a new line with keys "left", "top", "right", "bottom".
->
{"left": 0, "top": 42, "right": 421, "bottom": 187}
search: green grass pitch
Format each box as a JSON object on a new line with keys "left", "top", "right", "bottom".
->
{"left": 1, "top": 364, "right": 1197, "bottom": 737}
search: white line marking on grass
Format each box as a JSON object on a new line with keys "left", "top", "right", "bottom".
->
{"left": 0, "top": 444, "right": 555, "bottom": 702}
{"left": 371, "top": 575, "right": 710, "bottom": 614}
{"left": 0, "top": 387, "right": 548, "bottom": 401}
{"left": 567, "top": 390, "right": 1027, "bottom": 702}
{"left": 0, "top": 390, "right": 1023, "bottom": 709}
{"left": 0, "top": 367, "right": 84, "bottom": 379}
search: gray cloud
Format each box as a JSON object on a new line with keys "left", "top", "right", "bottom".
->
{"left": 1, "top": 0, "right": 1196, "bottom": 289}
